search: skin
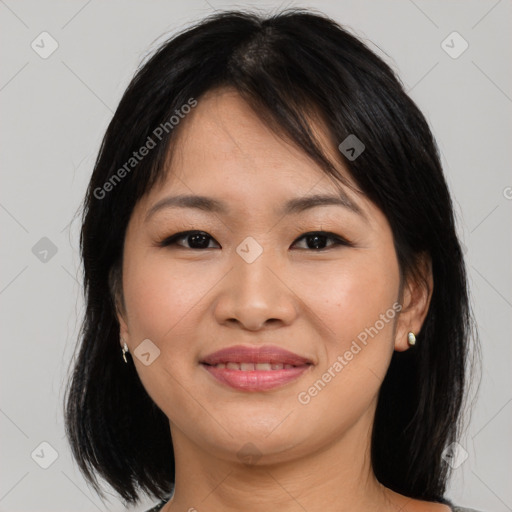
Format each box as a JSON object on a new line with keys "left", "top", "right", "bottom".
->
{"left": 116, "top": 88, "right": 446, "bottom": 512}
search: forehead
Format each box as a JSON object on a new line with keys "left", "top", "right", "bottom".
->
{"left": 126, "top": 87, "right": 391, "bottom": 236}
{"left": 145, "top": 88, "right": 361, "bottom": 206}
{"left": 172, "top": 89, "right": 331, "bottom": 186}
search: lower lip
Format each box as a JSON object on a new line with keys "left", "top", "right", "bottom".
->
{"left": 201, "top": 364, "right": 311, "bottom": 391}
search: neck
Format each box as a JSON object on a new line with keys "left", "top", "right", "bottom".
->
{"left": 163, "top": 405, "right": 403, "bottom": 512}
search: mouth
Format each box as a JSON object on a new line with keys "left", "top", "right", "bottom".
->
{"left": 206, "top": 362, "right": 301, "bottom": 370}
{"left": 200, "top": 345, "right": 313, "bottom": 392}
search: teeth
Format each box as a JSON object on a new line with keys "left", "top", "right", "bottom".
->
{"left": 213, "top": 362, "right": 294, "bottom": 371}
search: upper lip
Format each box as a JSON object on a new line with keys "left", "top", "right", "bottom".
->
{"left": 201, "top": 345, "right": 313, "bottom": 366}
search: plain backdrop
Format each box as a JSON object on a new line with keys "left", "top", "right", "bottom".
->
{"left": 1, "top": 1, "right": 511, "bottom": 511}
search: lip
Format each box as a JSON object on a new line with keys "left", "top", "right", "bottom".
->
{"left": 201, "top": 344, "right": 313, "bottom": 366}
{"left": 200, "top": 344, "right": 313, "bottom": 392}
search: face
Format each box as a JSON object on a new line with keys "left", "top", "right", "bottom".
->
{"left": 117, "top": 88, "right": 428, "bottom": 465}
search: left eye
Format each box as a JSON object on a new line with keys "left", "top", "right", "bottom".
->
{"left": 292, "top": 231, "right": 351, "bottom": 250}
{"left": 158, "top": 231, "right": 219, "bottom": 249}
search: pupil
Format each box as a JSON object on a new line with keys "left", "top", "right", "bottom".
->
{"left": 308, "top": 234, "right": 326, "bottom": 249}
{"left": 190, "top": 233, "right": 209, "bottom": 249}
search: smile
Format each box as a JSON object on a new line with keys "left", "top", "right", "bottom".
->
{"left": 200, "top": 345, "right": 313, "bottom": 391}
{"left": 210, "top": 362, "right": 298, "bottom": 370}
{"left": 201, "top": 364, "right": 311, "bottom": 391}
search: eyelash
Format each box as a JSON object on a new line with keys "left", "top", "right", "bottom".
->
{"left": 157, "top": 230, "right": 354, "bottom": 251}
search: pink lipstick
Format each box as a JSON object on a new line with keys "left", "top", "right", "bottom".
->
{"left": 200, "top": 345, "right": 313, "bottom": 392}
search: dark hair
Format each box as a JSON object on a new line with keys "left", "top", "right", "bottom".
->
{"left": 64, "top": 8, "right": 477, "bottom": 506}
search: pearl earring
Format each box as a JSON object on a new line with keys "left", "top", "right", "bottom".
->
{"left": 407, "top": 332, "right": 416, "bottom": 346}
{"left": 121, "top": 339, "right": 129, "bottom": 363}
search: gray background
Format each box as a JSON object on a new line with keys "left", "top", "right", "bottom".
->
{"left": 1, "top": 0, "right": 511, "bottom": 511}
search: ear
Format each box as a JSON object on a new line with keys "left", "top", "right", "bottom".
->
{"left": 117, "top": 306, "right": 130, "bottom": 346}
{"left": 394, "top": 253, "right": 433, "bottom": 352}
{"left": 109, "top": 263, "right": 130, "bottom": 347}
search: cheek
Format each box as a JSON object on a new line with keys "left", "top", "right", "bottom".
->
{"left": 292, "top": 246, "right": 400, "bottom": 418}
{"left": 297, "top": 250, "right": 400, "bottom": 416}
{"left": 297, "top": 248, "right": 400, "bottom": 350}
{"left": 285, "top": 258, "right": 399, "bottom": 443}
{"left": 123, "top": 255, "right": 215, "bottom": 341}
{"left": 121, "top": 254, "right": 217, "bottom": 418}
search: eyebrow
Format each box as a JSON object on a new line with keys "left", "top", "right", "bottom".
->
{"left": 145, "top": 191, "right": 364, "bottom": 222}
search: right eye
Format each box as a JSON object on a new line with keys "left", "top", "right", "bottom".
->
{"left": 158, "top": 230, "right": 221, "bottom": 250}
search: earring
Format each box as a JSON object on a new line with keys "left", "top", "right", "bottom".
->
{"left": 121, "top": 339, "right": 129, "bottom": 363}
{"left": 407, "top": 331, "right": 416, "bottom": 346}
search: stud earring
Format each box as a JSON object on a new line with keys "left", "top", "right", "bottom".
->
{"left": 121, "top": 339, "right": 129, "bottom": 363}
{"left": 407, "top": 332, "right": 416, "bottom": 346}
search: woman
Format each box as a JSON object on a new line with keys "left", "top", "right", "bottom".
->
{"left": 64, "top": 9, "right": 482, "bottom": 512}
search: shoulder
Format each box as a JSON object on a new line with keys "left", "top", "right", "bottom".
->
{"left": 384, "top": 490, "right": 483, "bottom": 512}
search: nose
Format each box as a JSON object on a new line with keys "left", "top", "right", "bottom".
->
{"left": 213, "top": 249, "right": 298, "bottom": 332}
